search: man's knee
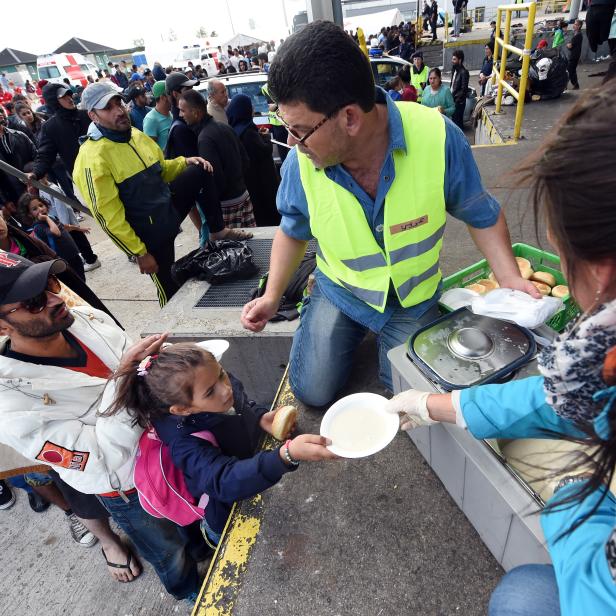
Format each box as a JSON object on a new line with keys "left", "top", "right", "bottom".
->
{"left": 288, "top": 374, "right": 338, "bottom": 408}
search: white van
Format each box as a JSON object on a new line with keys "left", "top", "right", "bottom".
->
{"left": 37, "top": 53, "right": 99, "bottom": 87}
{"left": 174, "top": 45, "right": 219, "bottom": 78}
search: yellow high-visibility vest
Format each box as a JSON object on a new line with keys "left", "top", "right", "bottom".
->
{"left": 297, "top": 102, "right": 446, "bottom": 312}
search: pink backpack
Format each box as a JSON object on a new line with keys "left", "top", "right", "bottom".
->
{"left": 134, "top": 428, "right": 218, "bottom": 526}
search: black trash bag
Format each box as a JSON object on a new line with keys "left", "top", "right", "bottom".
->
{"left": 171, "top": 239, "right": 257, "bottom": 286}
{"left": 528, "top": 49, "right": 569, "bottom": 100}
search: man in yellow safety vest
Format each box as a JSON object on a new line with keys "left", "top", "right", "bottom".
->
{"left": 241, "top": 21, "right": 539, "bottom": 408}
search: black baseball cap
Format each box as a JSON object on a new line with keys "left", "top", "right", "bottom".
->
{"left": 165, "top": 71, "right": 199, "bottom": 94}
{"left": 126, "top": 85, "right": 146, "bottom": 102}
{"left": 0, "top": 253, "right": 66, "bottom": 305}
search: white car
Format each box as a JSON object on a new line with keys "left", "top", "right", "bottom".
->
{"left": 369, "top": 55, "right": 477, "bottom": 125}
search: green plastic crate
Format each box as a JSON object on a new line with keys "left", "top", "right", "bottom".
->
{"left": 440, "top": 243, "right": 580, "bottom": 332}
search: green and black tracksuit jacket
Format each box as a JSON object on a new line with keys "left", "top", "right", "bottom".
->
{"left": 74, "top": 125, "right": 186, "bottom": 304}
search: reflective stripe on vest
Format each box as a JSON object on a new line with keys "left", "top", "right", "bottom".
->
{"left": 261, "top": 83, "right": 282, "bottom": 126}
{"left": 298, "top": 102, "right": 446, "bottom": 313}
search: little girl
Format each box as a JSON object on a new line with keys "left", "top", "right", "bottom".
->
{"left": 17, "top": 193, "right": 85, "bottom": 280}
{"left": 109, "top": 342, "right": 337, "bottom": 547}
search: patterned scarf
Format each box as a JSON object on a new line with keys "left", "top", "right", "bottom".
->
{"left": 538, "top": 298, "right": 616, "bottom": 423}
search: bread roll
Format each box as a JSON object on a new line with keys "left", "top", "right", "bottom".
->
{"left": 465, "top": 283, "right": 488, "bottom": 294}
{"left": 516, "top": 257, "right": 531, "bottom": 270}
{"left": 530, "top": 271, "right": 557, "bottom": 287}
{"left": 477, "top": 278, "right": 498, "bottom": 291}
{"left": 271, "top": 405, "right": 298, "bottom": 441}
{"left": 551, "top": 285, "right": 569, "bottom": 299}
{"left": 488, "top": 272, "right": 498, "bottom": 283}
{"left": 531, "top": 281, "right": 551, "bottom": 295}
{"left": 519, "top": 265, "right": 534, "bottom": 280}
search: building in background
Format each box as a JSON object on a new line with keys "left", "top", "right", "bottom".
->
{"left": 0, "top": 48, "right": 38, "bottom": 87}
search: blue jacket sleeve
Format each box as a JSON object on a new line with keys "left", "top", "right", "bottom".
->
{"left": 542, "top": 483, "right": 616, "bottom": 615}
{"left": 459, "top": 376, "right": 585, "bottom": 440}
{"left": 170, "top": 436, "right": 295, "bottom": 504}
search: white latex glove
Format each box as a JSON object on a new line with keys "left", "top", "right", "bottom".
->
{"left": 385, "top": 390, "right": 438, "bottom": 431}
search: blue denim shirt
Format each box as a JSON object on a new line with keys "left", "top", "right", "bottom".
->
{"left": 277, "top": 90, "right": 501, "bottom": 333}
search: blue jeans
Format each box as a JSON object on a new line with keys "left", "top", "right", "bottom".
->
{"left": 289, "top": 283, "right": 440, "bottom": 407}
{"left": 489, "top": 565, "right": 561, "bottom": 616}
{"left": 98, "top": 491, "right": 199, "bottom": 600}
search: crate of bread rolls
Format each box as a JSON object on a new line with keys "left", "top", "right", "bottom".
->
{"left": 440, "top": 243, "right": 579, "bottom": 332}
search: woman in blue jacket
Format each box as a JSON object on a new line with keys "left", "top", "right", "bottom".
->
{"left": 387, "top": 83, "right": 616, "bottom": 615}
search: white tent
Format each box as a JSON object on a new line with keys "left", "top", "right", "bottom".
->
{"left": 344, "top": 8, "right": 404, "bottom": 38}
{"left": 223, "top": 33, "right": 267, "bottom": 49}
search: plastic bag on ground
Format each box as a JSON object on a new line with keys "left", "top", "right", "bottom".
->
{"left": 470, "top": 288, "right": 563, "bottom": 329}
{"left": 171, "top": 239, "right": 257, "bottom": 286}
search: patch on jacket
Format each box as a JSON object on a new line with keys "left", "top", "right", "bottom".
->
{"left": 606, "top": 527, "right": 616, "bottom": 582}
{"left": 390, "top": 215, "right": 428, "bottom": 235}
{"left": 35, "top": 441, "right": 89, "bottom": 471}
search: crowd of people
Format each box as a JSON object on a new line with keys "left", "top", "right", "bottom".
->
{"left": 0, "top": 17, "right": 615, "bottom": 616}
{"left": 0, "top": 41, "right": 284, "bottom": 307}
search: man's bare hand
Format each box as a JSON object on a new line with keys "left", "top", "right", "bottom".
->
{"left": 186, "top": 157, "right": 213, "bottom": 173}
{"left": 117, "top": 333, "right": 169, "bottom": 372}
{"left": 241, "top": 296, "right": 279, "bottom": 332}
{"left": 136, "top": 253, "right": 158, "bottom": 274}
{"left": 498, "top": 275, "right": 542, "bottom": 299}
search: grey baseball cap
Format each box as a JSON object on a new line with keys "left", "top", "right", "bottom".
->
{"left": 81, "top": 82, "right": 123, "bottom": 112}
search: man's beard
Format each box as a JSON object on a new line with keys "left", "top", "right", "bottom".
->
{"left": 9, "top": 308, "right": 74, "bottom": 339}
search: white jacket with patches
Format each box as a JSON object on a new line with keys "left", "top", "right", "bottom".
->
{"left": 0, "top": 307, "right": 142, "bottom": 494}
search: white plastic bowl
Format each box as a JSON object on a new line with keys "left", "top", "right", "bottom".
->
{"left": 320, "top": 393, "right": 398, "bottom": 458}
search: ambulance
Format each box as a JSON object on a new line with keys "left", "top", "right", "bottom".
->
{"left": 37, "top": 53, "right": 99, "bottom": 87}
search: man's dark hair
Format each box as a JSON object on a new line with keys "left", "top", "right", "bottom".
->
{"left": 453, "top": 49, "right": 465, "bottom": 62}
{"left": 179, "top": 89, "right": 208, "bottom": 114}
{"left": 268, "top": 20, "right": 375, "bottom": 115}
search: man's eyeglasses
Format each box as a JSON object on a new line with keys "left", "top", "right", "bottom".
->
{"left": 0, "top": 275, "right": 62, "bottom": 318}
{"left": 275, "top": 102, "right": 351, "bottom": 145}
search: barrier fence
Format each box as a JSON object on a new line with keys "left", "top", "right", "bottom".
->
{"left": 492, "top": 1, "right": 537, "bottom": 139}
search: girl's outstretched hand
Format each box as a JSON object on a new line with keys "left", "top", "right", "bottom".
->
{"left": 282, "top": 434, "right": 339, "bottom": 463}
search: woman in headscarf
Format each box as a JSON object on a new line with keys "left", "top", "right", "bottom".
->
{"left": 387, "top": 81, "right": 616, "bottom": 616}
{"left": 226, "top": 94, "right": 280, "bottom": 227}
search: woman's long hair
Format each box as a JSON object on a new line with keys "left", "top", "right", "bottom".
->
{"left": 515, "top": 79, "right": 616, "bottom": 537}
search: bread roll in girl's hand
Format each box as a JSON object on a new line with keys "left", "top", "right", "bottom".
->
{"left": 271, "top": 405, "right": 298, "bottom": 440}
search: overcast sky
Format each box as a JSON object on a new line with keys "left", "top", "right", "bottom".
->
{"left": 4, "top": 0, "right": 307, "bottom": 55}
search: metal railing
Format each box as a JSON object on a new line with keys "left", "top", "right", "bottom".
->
{"left": 492, "top": 1, "right": 537, "bottom": 140}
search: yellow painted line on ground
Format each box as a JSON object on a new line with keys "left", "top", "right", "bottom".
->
{"left": 192, "top": 371, "right": 294, "bottom": 616}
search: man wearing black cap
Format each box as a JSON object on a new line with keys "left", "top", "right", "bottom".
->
{"left": 0, "top": 253, "right": 200, "bottom": 598}
{"left": 29, "top": 83, "right": 90, "bottom": 183}
{"left": 164, "top": 71, "right": 200, "bottom": 158}
{"left": 126, "top": 85, "right": 152, "bottom": 131}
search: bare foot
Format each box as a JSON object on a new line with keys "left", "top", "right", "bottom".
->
{"left": 100, "top": 541, "right": 142, "bottom": 583}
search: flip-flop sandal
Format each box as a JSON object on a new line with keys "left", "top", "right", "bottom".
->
{"left": 225, "top": 229, "right": 254, "bottom": 241}
{"left": 101, "top": 547, "right": 140, "bottom": 582}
